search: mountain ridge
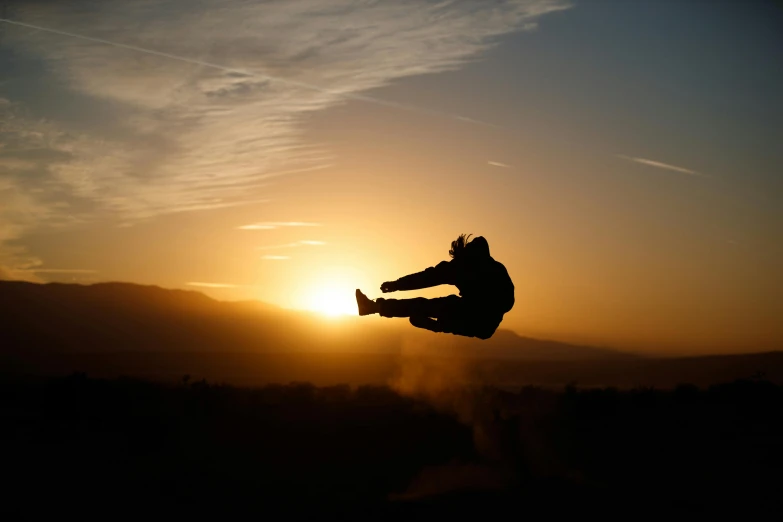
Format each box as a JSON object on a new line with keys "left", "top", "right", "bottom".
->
{"left": 1, "top": 280, "right": 632, "bottom": 360}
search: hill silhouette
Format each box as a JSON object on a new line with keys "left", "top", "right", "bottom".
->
{"left": 2, "top": 281, "right": 781, "bottom": 388}
{"left": 0, "top": 280, "right": 628, "bottom": 359}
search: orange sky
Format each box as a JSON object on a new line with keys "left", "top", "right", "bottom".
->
{"left": 1, "top": 1, "right": 781, "bottom": 355}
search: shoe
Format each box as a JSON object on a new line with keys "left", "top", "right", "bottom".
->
{"left": 355, "top": 289, "right": 378, "bottom": 316}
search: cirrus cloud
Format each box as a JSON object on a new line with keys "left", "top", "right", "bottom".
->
{"left": 0, "top": 0, "right": 572, "bottom": 277}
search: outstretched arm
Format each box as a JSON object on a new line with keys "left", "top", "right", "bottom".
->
{"left": 381, "top": 261, "right": 453, "bottom": 293}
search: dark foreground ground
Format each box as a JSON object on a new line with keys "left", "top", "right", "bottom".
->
{"left": 2, "top": 373, "right": 781, "bottom": 520}
{"left": 6, "top": 350, "right": 783, "bottom": 388}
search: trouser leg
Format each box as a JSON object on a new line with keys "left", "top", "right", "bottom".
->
{"left": 377, "top": 295, "right": 461, "bottom": 318}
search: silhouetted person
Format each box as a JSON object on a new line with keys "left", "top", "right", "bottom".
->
{"left": 356, "top": 234, "right": 514, "bottom": 340}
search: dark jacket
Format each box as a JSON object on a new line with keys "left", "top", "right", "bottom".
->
{"left": 393, "top": 237, "right": 515, "bottom": 314}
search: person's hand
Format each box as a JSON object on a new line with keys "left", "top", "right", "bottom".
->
{"left": 380, "top": 281, "right": 398, "bottom": 293}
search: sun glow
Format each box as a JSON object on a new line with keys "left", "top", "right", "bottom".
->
{"left": 306, "top": 282, "right": 358, "bottom": 317}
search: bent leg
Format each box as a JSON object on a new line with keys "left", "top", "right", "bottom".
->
{"left": 417, "top": 317, "right": 501, "bottom": 339}
{"left": 409, "top": 316, "right": 443, "bottom": 333}
{"left": 409, "top": 308, "right": 504, "bottom": 340}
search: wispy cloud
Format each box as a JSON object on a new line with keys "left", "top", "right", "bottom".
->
{"left": 488, "top": 161, "right": 512, "bottom": 168}
{"left": 261, "top": 255, "right": 290, "bottom": 260}
{"left": 0, "top": 263, "right": 96, "bottom": 281}
{"left": 0, "top": 0, "right": 571, "bottom": 275}
{"left": 239, "top": 222, "right": 323, "bottom": 230}
{"left": 187, "top": 281, "right": 241, "bottom": 288}
{"left": 617, "top": 155, "right": 703, "bottom": 177}
{"left": 0, "top": 17, "right": 496, "bottom": 128}
{"left": 30, "top": 268, "right": 97, "bottom": 274}
{"left": 256, "top": 240, "right": 326, "bottom": 250}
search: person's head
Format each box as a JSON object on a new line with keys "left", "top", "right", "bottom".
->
{"left": 449, "top": 234, "right": 490, "bottom": 259}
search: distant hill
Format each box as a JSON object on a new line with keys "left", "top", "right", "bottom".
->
{"left": 3, "top": 282, "right": 782, "bottom": 388}
{"left": 0, "top": 280, "right": 630, "bottom": 361}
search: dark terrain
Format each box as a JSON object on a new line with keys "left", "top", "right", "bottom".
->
{"left": 2, "top": 373, "right": 781, "bottom": 519}
{"left": 1, "top": 281, "right": 782, "bottom": 518}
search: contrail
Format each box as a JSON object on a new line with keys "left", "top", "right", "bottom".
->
{"left": 0, "top": 17, "right": 500, "bottom": 128}
{"left": 616, "top": 155, "right": 705, "bottom": 177}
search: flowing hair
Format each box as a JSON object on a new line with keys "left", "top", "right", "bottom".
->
{"left": 449, "top": 233, "right": 473, "bottom": 259}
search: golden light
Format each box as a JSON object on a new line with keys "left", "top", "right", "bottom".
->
{"left": 306, "top": 282, "right": 358, "bottom": 317}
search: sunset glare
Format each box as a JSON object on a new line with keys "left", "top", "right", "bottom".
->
{"left": 307, "top": 283, "right": 358, "bottom": 317}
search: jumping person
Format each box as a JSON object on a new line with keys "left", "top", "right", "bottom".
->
{"left": 356, "top": 234, "right": 514, "bottom": 340}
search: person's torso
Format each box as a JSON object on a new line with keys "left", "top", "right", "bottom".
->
{"left": 449, "top": 257, "right": 515, "bottom": 313}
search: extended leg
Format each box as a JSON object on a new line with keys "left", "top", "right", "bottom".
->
{"left": 376, "top": 295, "right": 462, "bottom": 319}
{"left": 356, "top": 290, "right": 461, "bottom": 318}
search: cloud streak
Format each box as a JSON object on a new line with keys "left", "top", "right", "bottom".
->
{"left": 257, "top": 240, "right": 326, "bottom": 250}
{"left": 187, "top": 282, "right": 241, "bottom": 288}
{"left": 30, "top": 268, "right": 97, "bottom": 274}
{"left": 617, "top": 155, "right": 703, "bottom": 176}
{"left": 488, "top": 161, "right": 512, "bottom": 168}
{"left": 239, "top": 222, "right": 323, "bottom": 230}
{"left": 261, "top": 255, "right": 290, "bottom": 261}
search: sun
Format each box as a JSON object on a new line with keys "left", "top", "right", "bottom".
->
{"left": 306, "top": 283, "right": 358, "bottom": 317}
